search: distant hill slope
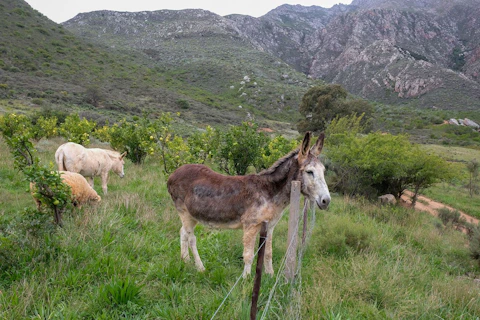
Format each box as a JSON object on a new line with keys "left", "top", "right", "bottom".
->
{"left": 62, "top": 0, "right": 480, "bottom": 110}
{"left": 0, "top": 0, "right": 318, "bottom": 131}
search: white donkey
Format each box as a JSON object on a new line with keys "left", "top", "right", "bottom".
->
{"left": 55, "top": 142, "right": 126, "bottom": 194}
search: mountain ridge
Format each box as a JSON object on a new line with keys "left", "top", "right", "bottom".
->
{"left": 63, "top": 0, "right": 480, "bottom": 109}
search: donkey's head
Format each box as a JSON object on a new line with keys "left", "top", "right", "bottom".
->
{"left": 298, "top": 132, "right": 331, "bottom": 210}
{"left": 112, "top": 151, "right": 127, "bottom": 178}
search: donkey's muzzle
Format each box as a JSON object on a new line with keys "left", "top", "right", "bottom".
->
{"left": 317, "top": 195, "right": 331, "bottom": 210}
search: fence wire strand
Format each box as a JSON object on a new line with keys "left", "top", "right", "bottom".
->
{"left": 210, "top": 231, "right": 268, "bottom": 320}
{"left": 261, "top": 200, "right": 316, "bottom": 320}
{"left": 211, "top": 198, "right": 318, "bottom": 320}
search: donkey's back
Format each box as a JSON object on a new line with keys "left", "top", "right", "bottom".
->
{"left": 55, "top": 142, "right": 108, "bottom": 176}
{"left": 167, "top": 164, "right": 255, "bottom": 227}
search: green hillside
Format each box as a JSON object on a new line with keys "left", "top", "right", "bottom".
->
{"left": 0, "top": 0, "right": 323, "bottom": 133}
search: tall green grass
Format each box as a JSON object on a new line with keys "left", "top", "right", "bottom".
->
{"left": 0, "top": 138, "right": 479, "bottom": 319}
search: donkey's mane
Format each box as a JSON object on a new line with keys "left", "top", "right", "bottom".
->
{"left": 104, "top": 149, "right": 121, "bottom": 158}
{"left": 258, "top": 148, "right": 299, "bottom": 179}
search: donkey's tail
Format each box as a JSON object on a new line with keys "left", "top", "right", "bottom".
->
{"left": 55, "top": 148, "right": 66, "bottom": 171}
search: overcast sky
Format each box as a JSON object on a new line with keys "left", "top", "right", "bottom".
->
{"left": 25, "top": 0, "right": 353, "bottom": 24}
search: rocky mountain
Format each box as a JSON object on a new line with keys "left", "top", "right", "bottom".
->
{"left": 64, "top": 0, "right": 480, "bottom": 110}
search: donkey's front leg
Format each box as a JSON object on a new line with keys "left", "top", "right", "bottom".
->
{"left": 242, "top": 224, "right": 261, "bottom": 278}
{"left": 264, "top": 228, "right": 274, "bottom": 275}
{"left": 101, "top": 173, "right": 108, "bottom": 195}
{"left": 87, "top": 177, "right": 94, "bottom": 188}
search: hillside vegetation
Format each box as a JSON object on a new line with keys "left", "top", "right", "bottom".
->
{"left": 0, "top": 0, "right": 322, "bottom": 133}
{"left": 0, "top": 137, "right": 479, "bottom": 318}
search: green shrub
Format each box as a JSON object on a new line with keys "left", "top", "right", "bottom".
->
{"left": 0, "top": 113, "right": 72, "bottom": 224}
{"left": 32, "top": 116, "right": 58, "bottom": 140}
{"left": 437, "top": 207, "right": 463, "bottom": 226}
{"left": 469, "top": 226, "right": 480, "bottom": 266}
{"left": 326, "top": 131, "right": 453, "bottom": 199}
{"left": 176, "top": 99, "right": 190, "bottom": 109}
{"left": 217, "top": 122, "right": 268, "bottom": 175}
{"left": 109, "top": 116, "right": 156, "bottom": 165}
{"left": 59, "top": 114, "right": 96, "bottom": 146}
{"left": 261, "top": 135, "right": 297, "bottom": 169}
{"left": 187, "top": 125, "right": 220, "bottom": 164}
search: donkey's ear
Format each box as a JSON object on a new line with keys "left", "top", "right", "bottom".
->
{"left": 298, "top": 131, "right": 312, "bottom": 163}
{"left": 310, "top": 132, "right": 325, "bottom": 157}
{"left": 120, "top": 151, "right": 127, "bottom": 159}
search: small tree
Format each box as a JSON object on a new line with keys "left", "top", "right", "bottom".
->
{"left": 0, "top": 113, "right": 71, "bottom": 225}
{"left": 59, "top": 114, "right": 96, "bottom": 146}
{"left": 326, "top": 131, "right": 454, "bottom": 201}
{"left": 32, "top": 115, "right": 58, "bottom": 140}
{"left": 261, "top": 135, "right": 297, "bottom": 169}
{"left": 406, "top": 150, "right": 454, "bottom": 206}
{"left": 297, "top": 84, "right": 372, "bottom": 133}
{"left": 109, "top": 116, "right": 156, "bottom": 164}
{"left": 466, "top": 159, "right": 479, "bottom": 197}
{"left": 188, "top": 125, "right": 220, "bottom": 164}
{"left": 217, "top": 122, "right": 268, "bottom": 175}
{"left": 84, "top": 86, "right": 103, "bottom": 107}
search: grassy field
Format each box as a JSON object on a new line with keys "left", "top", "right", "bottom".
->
{"left": 1, "top": 137, "right": 480, "bottom": 319}
{"left": 418, "top": 144, "right": 480, "bottom": 219}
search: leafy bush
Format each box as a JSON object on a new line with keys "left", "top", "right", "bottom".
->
{"left": 326, "top": 131, "right": 454, "bottom": 200}
{"left": 176, "top": 99, "right": 190, "bottom": 109}
{"left": 297, "top": 84, "right": 372, "bottom": 133}
{"left": 160, "top": 135, "right": 192, "bottom": 174}
{"left": 261, "top": 135, "right": 297, "bottom": 169}
{"left": 187, "top": 125, "right": 220, "bottom": 164}
{"left": 93, "top": 124, "right": 112, "bottom": 143}
{"left": 0, "top": 113, "right": 72, "bottom": 224}
{"left": 437, "top": 207, "right": 463, "bottom": 226}
{"left": 217, "top": 122, "right": 268, "bottom": 175}
{"left": 470, "top": 226, "right": 480, "bottom": 266}
{"left": 59, "top": 114, "right": 96, "bottom": 146}
{"left": 32, "top": 116, "right": 58, "bottom": 140}
{"left": 109, "top": 116, "right": 155, "bottom": 164}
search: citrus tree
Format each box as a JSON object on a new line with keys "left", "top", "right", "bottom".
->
{"left": 217, "top": 122, "right": 269, "bottom": 175}
{"left": 59, "top": 114, "right": 96, "bottom": 146}
{"left": 109, "top": 115, "right": 156, "bottom": 164}
{"left": 0, "top": 113, "right": 71, "bottom": 224}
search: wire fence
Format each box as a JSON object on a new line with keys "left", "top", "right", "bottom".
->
{"left": 260, "top": 199, "right": 316, "bottom": 320}
{"left": 210, "top": 197, "right": 318, "bottom": 320}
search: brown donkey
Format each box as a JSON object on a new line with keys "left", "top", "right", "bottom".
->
{"left": 167, "top": 132, "right": 330, "bottom": 277}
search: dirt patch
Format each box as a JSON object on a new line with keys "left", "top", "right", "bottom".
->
{"left": 400, "top": 190, "right": 479, "bottom": 226}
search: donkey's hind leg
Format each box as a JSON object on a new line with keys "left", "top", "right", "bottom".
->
{"left": 179, "top": 212, "right": 205, "bottom": 272}
{"left": 242, "top": 223, "right": 262, "bottom": 278}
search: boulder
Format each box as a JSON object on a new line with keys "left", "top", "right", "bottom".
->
{"left": 378, "top": 194, "right": 397, "bottom": 205}
{"left": 448, "top": 118, "right": 459, "bottom": 125}
{"left": 463, "top": 118, "right": 480, "bottom": 129}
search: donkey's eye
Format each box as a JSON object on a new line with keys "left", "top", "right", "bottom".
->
{"left": 306, "top": 170, "right": 314, "bottom": 176}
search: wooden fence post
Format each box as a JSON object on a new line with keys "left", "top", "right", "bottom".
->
{"left": 250, "top": 221, "right": 268, "bottom": 320}
{"left": 285, "top": 181, "right": 301, "bottom": 281}
{"left": 302, "top": 199, "right": 309, "bottom": 245}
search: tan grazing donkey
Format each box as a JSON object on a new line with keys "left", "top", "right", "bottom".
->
{"left": 31, "top": 171, "right": 101, "bottom": 209}
{"left": 167, "top": 131, "right": 330, "bottom": 277}
{"left": 55, "top": 142, "right": 126, "bottom": 194}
